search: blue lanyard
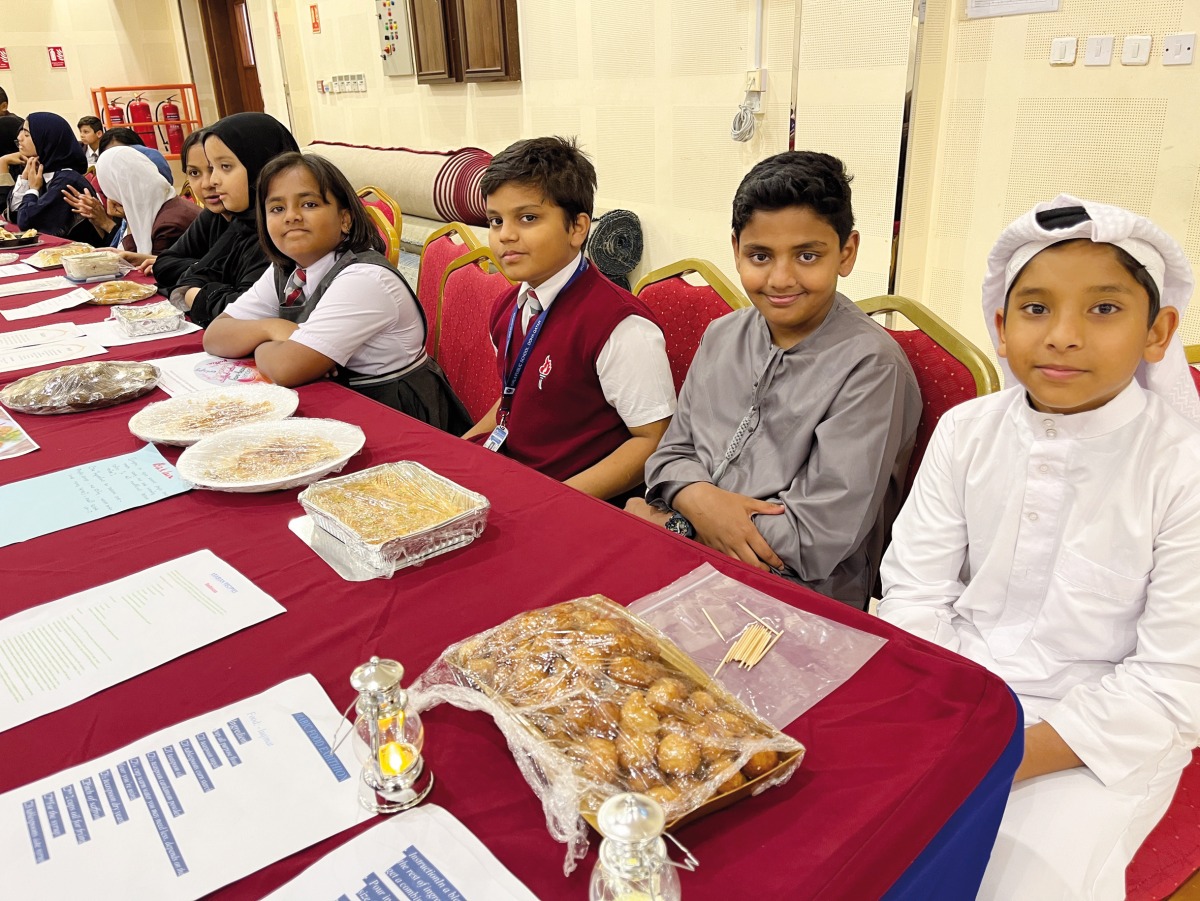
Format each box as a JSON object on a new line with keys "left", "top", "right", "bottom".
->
{"left": 497, "top": 257, "right": 588, "bottom": 424}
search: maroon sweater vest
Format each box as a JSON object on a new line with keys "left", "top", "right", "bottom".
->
{"left": 486, "top": 265, "right": 662, "bottom": 482}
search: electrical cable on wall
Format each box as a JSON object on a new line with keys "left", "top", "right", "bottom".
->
{"left": 731, "top": 0, "right": 765, "bottom": 143}
{"left": 731, "top": 96, "right": 757, "bottom": 142}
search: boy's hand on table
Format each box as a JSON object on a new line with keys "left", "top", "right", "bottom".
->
{"left": 625, "top": 497, "right": 673, "bottom": 526}
{"left": 672, "top": 482, "right": 785, "bottom": 572}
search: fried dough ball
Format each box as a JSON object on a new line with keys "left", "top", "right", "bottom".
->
{"left": 616, "top": 731, "right": 656, "bottom": 772}
{"left": 620, "top": 691, "right": 660, "bottom": 734}
{"left": 712, "top": 709, "right": 750, "bottom": 737}
{"left": 587, "top": 700, "right": 621, "bottom": 739}
{"left": 646, "top": 677, "right": 690, "bottom": 715}
{"left": 645, "top": 783, "right": 681, "bottom": 811}
{"left": 741, "top": 750, "right": 779, "bottom": 779}
{"left": 716, "top": 770, "right": 747, "bottom": 794}
{"left": 581, "top": 737, "right": 620, "bottom": 783}
{"left": 657, "top": 733, "right": 701, "bottom": 778}
{"left": 687, "top": 689, "right": 719, "bottom": 712}
{"left": 608, "top": 656, "right": 660, "bottom": 688}
{"left": 559, "top": 698, "right": 595, "bottom": 735}
{"left": 625, "top": 764, "right": 666, "bottom": 793}
{"left": 462, "top": 656, "right": 496, "bottom": 686}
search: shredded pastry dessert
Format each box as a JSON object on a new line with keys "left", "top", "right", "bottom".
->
{"left": 304, "top": 466, "right": 476, "bottom": 543}
{"left": 197, "top": 435, "right": 343, "bottom": 482}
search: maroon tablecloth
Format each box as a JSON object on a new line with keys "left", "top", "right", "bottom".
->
{"left": 0, "top": 382, "right": 1017, "bottom": 899}
{"left": 0, "top": 234, "right": 204, "bottom": 385}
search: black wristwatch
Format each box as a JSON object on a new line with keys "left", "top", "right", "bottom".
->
{"left": 664, "top": 511, "right": 695, "bottom": 538}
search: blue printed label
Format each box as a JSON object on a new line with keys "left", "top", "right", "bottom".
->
{"left": 163, "top": 744, "right": 186, "bottom": 777}
{"left": 213, "top": 727, "right": 242, "bottom": 766}
{"left": 196, "top": 732, "right": 222, "bottom": 769}
{"left": 227, "top": 717, "right": 252, "bottom": 744}
{"left": 60, "top": 785, "right": 90, "bottom": 844}
{"left": 99, "top": 770, "right": 128, "bottom": 824}
{"left": 80, "top": 777, "right": 105, "bottom": 820}
{"left": 118, "top": 761, "right": 140, "bottom": 800}
{"left": 387, "top": 846, "right": 465, "bottom": 901}
{"left": 179, "top": 739, "right": 214, "bottom": 793}
{"left": 292, "top": 713, "right": 351, "bottom": 782}
{"left": 146, "top": 751, "right": 185, "bottom": 818}
{"left": 23, "top": 800, "right": 48, "bottom": 864}
{"left": 357, "top": 872, "right": 400, "bottom": 901}
{"left": 130, "top": 757, "right": 189, "bottom": 877}
{"left": 42, "top": 791, "right": 64, "bottom": 838}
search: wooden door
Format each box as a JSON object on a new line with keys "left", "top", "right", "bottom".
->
{"left": 456, "top": 0, "right": 519, "bottom": 82}
{"left": 409, "top": 0, "right": 460, "bottom": 84}
{"left": 199, "top": 0, "right": 266, "bottom": 115}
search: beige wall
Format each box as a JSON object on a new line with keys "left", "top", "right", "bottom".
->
{"left": 258, "top": 0, "right": 912, "bottom": 292}
{"left": 897, "top": 0, "right": 1200, "bottom": 371}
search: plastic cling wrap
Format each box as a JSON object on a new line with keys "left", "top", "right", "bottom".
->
{"left": 410, "top": 596, "right": 805, "bottom": 874}
{"left": 61, "top": 251, "right": 121, "bottom": 281}
{"left": 0, "top": 361, "right": 159, "bottom": 414}
{"left": 93, "top": 282, "right": 161, "bottom": 308}
{"left": 26, "top": 243, "right": 94, "bottom": 269}
{"left": 299, "top": 462, "right": 489, "bottom": 577}
{"left": 128, "top": 384, "right": 300, "bottom": 446}
{"left": 176, "top": 418, "right": 365, "bottom": 492}
{"left": 629, "top": 564, "right": 887, "bottom": 730}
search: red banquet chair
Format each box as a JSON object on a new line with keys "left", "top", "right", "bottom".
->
{"left": 435, "top": 247, "right": 513, "bottom": 422}
{"left": 418, "top": 223, "right": 481, "bottom": 357}
{"left": 632, "top": 258, "right": 749, "bottom": 393}
{"left": 1187, "top": 344, "right": 1200, "bottom": 395}
{"left": 1126, "top": 749, "right": 1200, "bottom": 899}
{"left": 857, "top": 295, "right": 1000, "bottom": 494}
{"left": 356, "top": 184, "right": 402, "bottom": 232}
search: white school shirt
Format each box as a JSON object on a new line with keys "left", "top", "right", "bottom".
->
{"left": 512, "top": 253, "right": 676, "bottom": 429}
{"left": 223, "top": 250, "right": 424, "bottom": 376}
{"left": 878, "top": 381, "right": 1200, "bottom": 789}
{"left": 9, "top": 170, "right": 55, "bottom": 206}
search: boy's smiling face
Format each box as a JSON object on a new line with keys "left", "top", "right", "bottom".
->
{"left": 733, "top": 206, "right": 858, "bottom": 349}
{"left": 486, "top": 182, "right": 589, "bottom": 288}
{"left": 998, "top": 240, "right": 1178, "bottom": 415}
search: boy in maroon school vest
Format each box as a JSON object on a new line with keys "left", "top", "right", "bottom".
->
{"left": 464, "top": 137, "right": 676, "bottom": 500}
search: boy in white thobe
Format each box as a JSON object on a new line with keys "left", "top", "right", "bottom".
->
{"left": 879, "top": 195, "right": 1200, "bottom": 900}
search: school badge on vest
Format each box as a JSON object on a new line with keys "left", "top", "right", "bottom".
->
{"left": 538, "top": 355, "right": 552, "bottom": 390}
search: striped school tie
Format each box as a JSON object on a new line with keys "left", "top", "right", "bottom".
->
{"left": 522, "top": 289, "right": 541, "bottom": 336}
{"left": 282, "top": 268, "right": 307, "bottom": 307}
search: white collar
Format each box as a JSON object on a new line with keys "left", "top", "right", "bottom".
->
{"left": 518, "top": 252, "right": 583, "bottom": 311}
{"left": 1015, "top": 379, "right": 1147, "bottom": 441}
{"left": 291, "top": 250, "right": 340, "bottom": 295}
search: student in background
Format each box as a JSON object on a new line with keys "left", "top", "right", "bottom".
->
{"left": 879, "top": 196, "right": 1200, "bottom": 899}
{"left": 152, "top": 129, "right": 228, "bottom": 285}
{"left": 205, "top": 153, "right": 469, "bottom": 431}
{"left": 5, "top": 112, "right": 93, "bottom": 239}
{"left": 95, "top": 145, "right": 199, "bottom": 268}
{"left": 63, "top": 127, "right": 174, "bottom": 240}
{"left": 77, "top": 115, "right": 104, "bottom": 167}
{"left": 462, "top": 136, "right": 676, "bottom": 500}
{"left": 631, "top": 152, "right": 921, "bottom": 608}
{"left": 169, "top": 112, "right": 298, "bottom": 327}
{"left": 0, "top": 87, "right": 22, "bottom": 210}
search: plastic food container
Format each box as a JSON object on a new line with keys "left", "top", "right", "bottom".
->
{"left": 62, "top": 251, "right": 121, "bottom": 282}
{"left": 299, "top": 461, "right": 489, "bottom": 575}
{"left": 110, "top": 300, "right": 186, "bottom": 336}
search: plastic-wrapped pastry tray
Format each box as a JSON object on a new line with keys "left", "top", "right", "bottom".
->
{"left": 128, "top": 384, "right": 300, "bottom": 446}
{"left": 0, "top": 361, "right": 159, "bottom": 414}
{"left": 62, "top": 251, "right": 121, "bottom": 282}
{"left": 299, "top": 462, "right": 489, "bottom": 574}
{"left": 177, "top": 418, "right": 364, "bottom": 492}
{"left": 26, "top": 243, "right": 95, "bottom": 269}
{"left": 91, "top": 281, "right": 159, "bottom": 307}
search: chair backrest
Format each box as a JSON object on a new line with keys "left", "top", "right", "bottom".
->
{"left": 1186, "top": 345, "right": 1200, "bottom": 396}
{"left": 179, "top": 182, "right": 201, "bottom": 206}
{"left": 418, "top": 223, "right": 481, "bottom": 356}
{"left": 356, "top": 184, "right": 402, "bottom": 232}
{"left": 436, "top": 247, "right": 512, "bottom": 422}
{"left": 1126, "top": 749, "right": 1200, "bottom": 900}
{"left": 362, "top": 204, "right": 400, "bottom": 266}
{"left": 632, "top": 258, "right": 749, "bottom": 393}
{"left": 857, "top": 295, "right": 1000, "bottom": 492}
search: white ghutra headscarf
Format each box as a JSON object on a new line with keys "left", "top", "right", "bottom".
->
{"left": 95, "top": 145, "right": 175, "bottom": 256}
{"left": 982, "top": 193, "right": 1200, "bottom": 427}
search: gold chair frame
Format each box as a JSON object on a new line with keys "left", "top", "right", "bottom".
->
{"left": 356, "top": 184, "right": 403, "bottom": 236}
{"left": 434, "top": 246, "right": 514, "bottom": 359}
{"left": 363, "top": 205, "right": 401, "bottom": 266}
{"left": 421, "top": 221, "right": 482, "bottom": 255}
{"left": 858, "top": 294, "right": 1000, "bottom": 395}
{"left": 632, "top": 258, "right": 750, "bottom": 310}
{"left": 1185, "top": 345, "right": 1200, "bottom": 366}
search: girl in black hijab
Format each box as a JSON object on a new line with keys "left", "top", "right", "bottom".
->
{"left": 169, "top": 113, "right": 298, "bottom": 326}
{"left": 7, "top": 112, "right": 94, "bottom": 238}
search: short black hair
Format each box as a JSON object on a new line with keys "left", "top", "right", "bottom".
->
{"left": 732, "top": 151, "right": 855, "bottom": 245}
{"left": 1004, "top": 239, "right": 1162, "bottom": 326}
{"left": 180, "top": 129, "right": 206, "bottom": 169}
{"left": 255, "top": 152, "right": 384, "bottom": 268}
{"left": 0, "top": 87, "right": 9, "bottom": 105}
{"left": 77, "top": 116, "right": 103, "bottom": 132}
{"left": 98, "top": 127, "right": 144, "bottom": 152}
{"left": 480, "top": 136, "right": 596, "bottom": 230}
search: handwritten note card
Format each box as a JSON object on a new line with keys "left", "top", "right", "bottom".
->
{"left": 0, "top": 444, "right": 191, "bottom": 548}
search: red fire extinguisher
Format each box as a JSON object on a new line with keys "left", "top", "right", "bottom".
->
{"left": 127, "top": 94, "right": 158, "bottom": 149}
{"left": 157, "top": 97, "right": 184, "bottom": 155}
{"left": 106, "top": 97, "right": 125, "bottom": 128}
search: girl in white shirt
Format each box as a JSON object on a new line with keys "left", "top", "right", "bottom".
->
{"left": 879, "top": 195, "right": 1200, "bottom": 901}
{"left": 204, "top": 152, "right": 469, "bottom": 433}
